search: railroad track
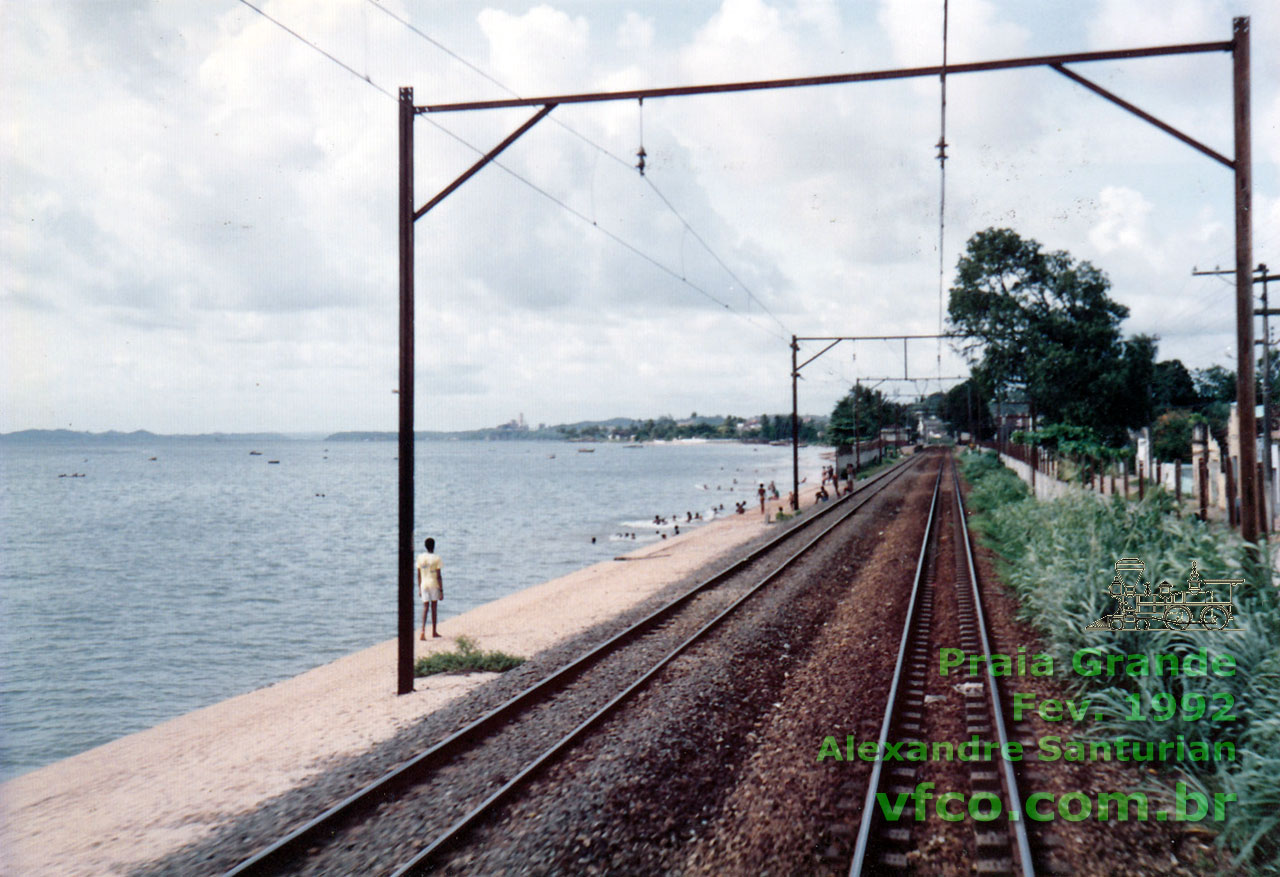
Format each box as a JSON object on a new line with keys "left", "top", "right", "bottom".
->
{"left": 223, "top": 451, "right": 926, "bottom": 876}
{"left": 848, "top": 455, "right": 1035, "bottom": 876}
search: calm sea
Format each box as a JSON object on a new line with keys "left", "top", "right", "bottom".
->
{"left": 0, "top": 437, "right": 822, "bottom": 781}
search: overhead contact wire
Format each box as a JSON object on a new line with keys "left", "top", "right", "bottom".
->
{"left": 368, "top": 0, "right": 792, "bottom": 342}
{"left": 243, "top": 0, "right": 789, "bottom": 344}
{"left": 419, "top": 117, "right": 789, "bottom": 343}
{"left": 936, "top": 0, "right": 949, "bottom": 378}
{"left": 366, "top": 0, "right": 633, "bottom": 171}
{"left": 236, "top": 0, "right": 394, "bottom": 98}
{"left": 643, "top": 176, "right": 791, "bottom": 337}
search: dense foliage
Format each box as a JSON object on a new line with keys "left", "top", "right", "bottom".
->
{"left": 961, "top": 451, "right": 1280, "bottom": 871}
{"left": 938, "top": 377, "right": 995, "bottom": 437}
{"left": 947, "top": 228, "right": 1155, "bottom": 442}
{"left": 1150, "top": 409, "right": 1202, "bottom": 463}
{"left": 827, "top": 384, "right": 908, "bottom": 447}
{"left": 1011, "top": 423, "right": 1131, "bottom": 483}
{"left": 561, "top": 414, "right": 823, "bottom": 443}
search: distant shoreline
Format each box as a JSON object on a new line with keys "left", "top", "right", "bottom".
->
{"left": 2, "top": 426, "right": 832, "bottom": 445}
{"left": 0, "top": 429, "right": 298, "bottom": 444}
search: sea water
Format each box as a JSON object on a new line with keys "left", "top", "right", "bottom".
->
{"left": 0, "top": 437, "right": 822, "bottom": 780}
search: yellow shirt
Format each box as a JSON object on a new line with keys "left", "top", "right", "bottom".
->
{"left": 416, "top": 552, "right": 442, "bottom": 600}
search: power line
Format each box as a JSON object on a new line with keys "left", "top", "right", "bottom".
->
{"left": 236, "top": 0, "right": 393, "bottom": 99}
{"left": 642, "top": 176, "right": 789, "bottom": 336}
{"left": 419, "top": 117, "right": 790, "bottom": 343}
{"left": 936, "top": 0, "right": 949, "bottom": 377}
{"left": 235, "top": 0, "right": 790, "bottom": 344}
{"left": 366, "top": 0, "right": 791, "bottom": 340}
{"left": 366, "top": 0, "right": 632, "bottom": 172}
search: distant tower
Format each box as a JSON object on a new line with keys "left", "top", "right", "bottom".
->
{"left": 518, "top": 412, "right": 526, "bottom": 429}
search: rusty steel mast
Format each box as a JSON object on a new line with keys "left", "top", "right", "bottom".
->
{"left": 396, "top": 20, "right": 1255, "bottom": 694}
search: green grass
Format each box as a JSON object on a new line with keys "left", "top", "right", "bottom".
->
{"left": 413, "top": 635, "right": 526, "bottom": 677}
{"left": 959, "top": 450, "right": 1280, "bottom": 872}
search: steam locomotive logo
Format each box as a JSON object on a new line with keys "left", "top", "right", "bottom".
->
{"left": 1085, "top": 557, "right": 1243, "bottom": 632}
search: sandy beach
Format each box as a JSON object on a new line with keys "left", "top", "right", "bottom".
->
{"left": 0, "top": 471, "right": 836, "bottom": 877}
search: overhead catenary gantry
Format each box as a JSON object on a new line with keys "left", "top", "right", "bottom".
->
{"left": 394, "top": 20, "right": 1255, "bottom": 694}
{"left": 790, "top": 334, "right": 966, "bottom": 511}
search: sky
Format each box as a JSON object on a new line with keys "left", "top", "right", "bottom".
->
{"left": 3, "top": 0, "right": 1279, "bottom": 434}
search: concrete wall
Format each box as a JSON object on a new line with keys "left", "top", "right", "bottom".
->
{"left": 996, "top": 452, "right": 1081, "bottom": 501}
{"left": 835, "top": 441, "right": 902, "bottom": 474}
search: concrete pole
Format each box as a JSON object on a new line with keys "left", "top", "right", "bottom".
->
{"left": 1232, "top": 17, "right": 1258, "bottom": 542}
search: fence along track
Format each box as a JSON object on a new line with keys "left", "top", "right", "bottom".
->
{"left": 848, "top": 455, "right": 1034, "bottom": 876}
{"left": 223, "top": 452, "right": 925, "bottom": 877}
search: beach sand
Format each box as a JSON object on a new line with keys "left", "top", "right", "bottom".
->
{"left": 0, "top": 473, "right": 836, "bottom": 877}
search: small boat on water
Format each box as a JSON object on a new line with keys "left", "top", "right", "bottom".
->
{"left": 577, "top": 448, "right": 595, "bottom": 453}
{"left": 267, "top": 460, "right": 280, "bottom": 464}
{"left": 249, "top": 450, "right": 263, "bottom": 456}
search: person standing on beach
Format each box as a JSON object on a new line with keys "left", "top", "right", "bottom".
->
{"left": 758, "top": 483, "right": 766, "bottom": 514}
{"left": 417, "top": 537, "right": 444, "bottom": 639}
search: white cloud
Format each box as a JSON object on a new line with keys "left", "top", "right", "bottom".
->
{"left": 477, "top": 5, "right": 591, "bottom": 94}
{"left": 2, "top": 0, "right": 1277, "bottom": 432}
{"left": 617, "top": 12, "right": 655, "bottom": 52}
{"left": 1088, "top": 185, "right": 1153, "bottom": 258}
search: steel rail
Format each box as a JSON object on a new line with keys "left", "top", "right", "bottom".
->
{"left": 848, "top": 457, "right": 1036, "bottom": 875}
{"left": 223, "top": 452, "right": 923, "bottom": 876}
{"left": 952, "top": 461, "right": 1035, "bottom": 875}
{"left": 848, "top": 457, "right": 944, "bottom": 873}
{"left": 390, "top": 450, "right": 935, "bottom": 875}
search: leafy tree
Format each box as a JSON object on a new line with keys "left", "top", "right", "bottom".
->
{"left": 1151, "top": 409, "right": 1199, "bottom": 462}
{"left": 1013, "top": 423, "right": 1129, "bottom": 483}
{"left": 828, "top": 385, "right": 907, "bottom": 447}
{"left": 947, "top": 228, "right": 1154, "bottom": 443}
{"left": 940, "top": 377, "right": 995, "bottom": 438}
{"left": 1193, "top": 364, "right": 1236, "bottom": 403}
{"left": 1190, "top": 357, "right": 1280, "bottom": 448}
{"left": 1151, "top": 359, "right": 1199, "bottom": 412}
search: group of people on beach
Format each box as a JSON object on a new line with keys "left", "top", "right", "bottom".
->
{"left": 820, "top": 464, "right": 857, "bottom": 498}
{"left": 413, "top": 470, "right": 836, "bottom": 640}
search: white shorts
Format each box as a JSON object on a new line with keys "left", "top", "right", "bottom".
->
{"left": 420, "top": 584, "right": 442, "bottom": 602}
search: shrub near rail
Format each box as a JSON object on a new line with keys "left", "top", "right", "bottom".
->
{"left": 414, "top": 636, "right": 526, "bottom": 677}
{"left": 958, "top": 450, "right": 1280, "bottom": 872}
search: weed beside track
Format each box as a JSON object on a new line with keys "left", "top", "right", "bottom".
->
{"left": 960, "top": 450, "right": 1280, "bottom": 873}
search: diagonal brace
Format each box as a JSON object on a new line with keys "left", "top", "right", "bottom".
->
{"left": 1050, "top": 64, "right": 1233, "bottom": 170}
{"left": 415, "top": 104, "right": 558, "bottom": 220}
{"left": 796, "top": 339, "right": 844, "bottom": 373}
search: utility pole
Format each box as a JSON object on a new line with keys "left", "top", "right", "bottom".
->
{"left": 853, "top": 379, "right": 860, "bottom": 476}
{"left": 791, "top": 335, "right": 800, "bottom": 510}
{"left": 1260, "top": 264, "right": 1274, "bottom": 531}
{"left": 397, "top": 87, "right": 415, "bottom": 694}
{"left": 1232, "top": 17, "right": 1257, "bottom": 543}
{"left": 1194, "top": 261, "right": 1280, "bottom": 535}
{"left": 789, "top": 333, "right": 960, "bottom": 494}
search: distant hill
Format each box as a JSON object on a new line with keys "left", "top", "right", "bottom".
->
{"left": 326, "top": 418, "right": 652, "bottom": 442}
{"left": 326, "top": 414, "right": 829, "bottom": 443}
{"left": 324, "top": 428, "right": 568, "bottom": 442}
{"left": 0, "top": 429, "right": 292, "bottom": 443}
